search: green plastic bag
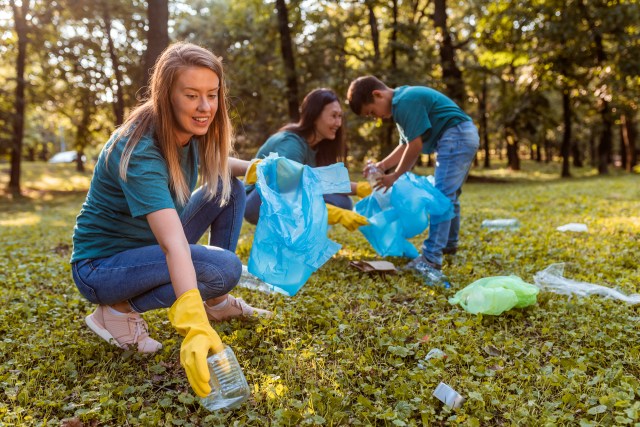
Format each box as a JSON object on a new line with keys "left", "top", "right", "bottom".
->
{"left": 448, "top": 275, "right": 539, "bottom": 315}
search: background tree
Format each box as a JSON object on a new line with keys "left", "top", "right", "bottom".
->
{"left": 432, "top": 0, "right": 465, "bottom": 106}
{"left": 141, "top": 0, "right": 169, "bottom": 90}
{"left": 7, "top": 0, "right": 30, "bottom": 195}
{"left": 1, "top": 0, "right": 639, "bottom": 189}
{"left": 275, "top": 0, "right": 300, "bottom": 121}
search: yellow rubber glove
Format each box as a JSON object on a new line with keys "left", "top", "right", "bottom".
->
{"left": 355, "top": 181, "right": 373, "bottom": 198}
{"left": 326, "top": 204, "right": 368, "bottom": 231}
{"left": 168, "top": 289, "right": 225, "bottom": 397}
{"left": 244, "top": 159, "right": 262, "bottom": 185}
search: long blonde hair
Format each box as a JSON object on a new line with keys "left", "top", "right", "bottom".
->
{"left": 107, "top": 42, "right": 233, "bottom": 206}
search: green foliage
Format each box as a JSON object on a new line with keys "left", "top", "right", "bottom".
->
{"left": 1, "top": 162, "right": 638, "bottom": 425}
{"left": 2, "top": 0, "right": 640, "bottom": 172}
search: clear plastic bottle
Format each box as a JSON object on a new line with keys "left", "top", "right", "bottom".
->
{"left": 481, "top": 218, "right": 520, "bottom": 231}
{"left": 363, "top": 160, "right": 383, "bottom": 186}
{"left": 414, "top": 262, "right": 451, "bottom": 288}
{"left": 200, "top": 345, "right": 251, "bottom": 411}
{"left": 237, "top": 265, "right": 275, "bottom": 294}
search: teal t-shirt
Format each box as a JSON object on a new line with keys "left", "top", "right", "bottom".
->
{"left": 392, "top": 86, "right": 471, "bottom": 154}
{"left": 255, "top": 130, "right": 316, "bottom": 166}
{"left": 70, "top": 132, "right": 198, "bottom": 263}
{"left": 246, "top": 130, "right": 316, "bottom": 193}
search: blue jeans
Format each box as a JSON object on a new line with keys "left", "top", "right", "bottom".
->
{"left": 244, "top": 187, "right": 352, "bottom": 225}
{"left": 422, "top": 121, "right": 479, "bottom": 266}
{"left": 72, "top": 178, "right": 246, "bottom": 313}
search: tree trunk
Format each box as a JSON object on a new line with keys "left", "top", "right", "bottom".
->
{"left": 142, "top": 0, "right": 169, "bottom": 90}
{"left": 381, "top": 0, "right": 399, "bottom": 157}
{"left": 480, "top": 75, "right": 490, "bottom": 168}
{"left": 366, "top": 1, "right": 380, "bottom": 63}
{"left": 628, "top": 112, "right": 637, "bottom": 170}
{"left": 529, "top": 143, "right": 535, "bottom": 160}
{"left": 74, "top": 97, "right": 92, "bottom": 173}
{"left": 8, "top": 0, "right": 29, "bottom": 196}
{"left": 544, "top": 136, "right": 552, "bottom": 163}
{"left": 598, "top": 102, "right": 612, "bottom": 174}
{"left": 390, "top": 0, "right": 398, "bottom": 71}
{"left": 619, "top": 121, "right": 627, "bottom": 170}
{"left": 620, "top": 112, "right": 637, "bottom": 172}
{"left": 577, "top": 0, "right": 612, "bottom": 175}
{"left": 506, "top": 130, "right": 520, "bottom": 171}
{"left": 433, "top": 0, "right": 464, "bottom": 106}
{"left": 102, "top": 3, "right": 126, "bottom": 125}
{"left": 589, "top": 131, "right": 597, "bottom": 167}
{"left": 572, "top": 139, "right": 583, "bottom": 167}
{"left": 275, "top": 0, "right": 299, "bottom": 122}
{"left": 560, "top": 89, "right": 572, "bottom": 177}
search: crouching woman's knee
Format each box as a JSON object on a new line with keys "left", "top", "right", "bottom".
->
{"left": 195, "top": 248, "right": 242, "bottom": 299}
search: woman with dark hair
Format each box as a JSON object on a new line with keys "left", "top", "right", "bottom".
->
{"left": 244, "top": 88, "right": 370, "bottom": 230}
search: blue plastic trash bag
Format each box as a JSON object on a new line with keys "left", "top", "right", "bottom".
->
{"left": 356, "top": 205, "right": 419, "bottom": 258}
{"left": 355, "top": 172, "right": 454, "bottom": 257}
{"left": 248, "top": 153, "right": 351, "bottom": 296}
{"left": 448, "top": 275, "right": 539, "bottom": 315}
{"left": 391, "top": 173, "right": 454, "bottom": 236}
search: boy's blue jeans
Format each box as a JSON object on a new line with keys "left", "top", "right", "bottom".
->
{"left": 422, "top": 121, "right": 479, "bottom": 267}
{"left": 72, "top": 178, "right": 246, "bottom": 313}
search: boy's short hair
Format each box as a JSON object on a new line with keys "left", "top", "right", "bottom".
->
{"left": 347, "top": 75, "right": 388, "bottom": 115}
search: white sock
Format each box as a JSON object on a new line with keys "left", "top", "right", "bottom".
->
{"left": 207, "top": 298, "right": 229, "bottom": 310}
{"left": 107, "top": 306, "right": 128, "bottom": 316}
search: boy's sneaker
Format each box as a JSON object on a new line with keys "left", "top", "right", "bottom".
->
{"left": 204, "top": 295, "right": 273, "bottom": 322}
{"left": 404, "top": 255, "right": 442, "bottom": 271}
{"left": 85, "top": 305, "right": 162, "bottom": 354}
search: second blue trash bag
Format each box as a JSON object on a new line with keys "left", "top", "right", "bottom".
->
{"left": 355, "top": 172, "right": 454, "bottom": 257}
{"left": 247, "top": 153, "right": 352, "bottom": 296}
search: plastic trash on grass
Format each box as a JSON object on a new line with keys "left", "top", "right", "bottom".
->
{"left": 481, "top": 218, "right": 520, "bottom": 231}
{"left": 448, "top": 275, "right": 539, "bottom": 315}
{"left": 237, "top": 265, "right": 287, "bottom": 295}
{"left": 533, "top": 263, "right": 640, "bottom": 304}
{"left": 556, "top": 223, "right": 588, "bottom": 232}
{"left": 418, "top": 348, "right": 447, "bottom": 369}
{"left": 432, "top": 382, "right": 465, "bottom": 409}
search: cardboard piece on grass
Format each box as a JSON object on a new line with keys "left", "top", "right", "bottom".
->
{"left": 349, "top": 260, "right": 397, "bottom": 274}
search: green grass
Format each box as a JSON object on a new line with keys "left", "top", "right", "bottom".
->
{"left": 1, "top": 161, "right": 639, "bottom": 426}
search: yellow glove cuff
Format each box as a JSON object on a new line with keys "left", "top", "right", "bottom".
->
{"left": 326, "top": 204, "right": 368, "bottom": 231}
{"left": 169, "top": 289, "right": 202, "bottom": 336}
{"left": 244, "top": 159, "right": 262, "bottom": 185}
{"left": 326, "top": 204, "right": 340, "bottom": 226}
{"left": 356, "top": 181, "right": 373, "bottom": 198}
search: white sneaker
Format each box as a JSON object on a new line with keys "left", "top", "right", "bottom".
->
{"left": 204, "top": 295, "right": 273, "bottom": 322}
{"left": 85, "top": 305, "right": 162, "bottom": 353}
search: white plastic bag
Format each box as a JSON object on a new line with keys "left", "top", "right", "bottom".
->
{"left": 533, "top": 263, "right": 640, "bottom": 304}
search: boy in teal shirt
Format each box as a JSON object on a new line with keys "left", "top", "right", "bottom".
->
{"left": 347, "top": 76, "right": 479, "bottom": 277}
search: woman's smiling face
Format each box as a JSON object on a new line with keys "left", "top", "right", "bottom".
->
{"left": 312, "top": 100, "right": 343, "bottom": 145}
{"left": 171, "top": 66, "right": 220, "bottom": 145}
